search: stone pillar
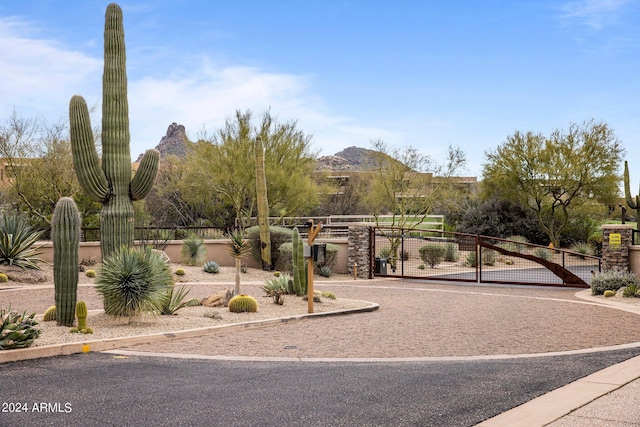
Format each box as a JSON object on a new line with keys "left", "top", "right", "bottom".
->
{"left": 601, "top": 224, "right": 633, "bottom": 272}
{"left": 347, "top": 223, "right": 374, "bottom": 279}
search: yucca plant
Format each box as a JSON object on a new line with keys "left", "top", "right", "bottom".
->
{"left": 181, "top": 234, "right": 206, "bottom": 266}
{"left": 159, "top": 284, "right": 200, "bottom": 315}
{"left": 0, "top": 213, "right": 45, "bottom": 270}
{"left": 228, "top": 230, "right": 251, "bottom": 296}
{"left": 95, "top": 246, "right": 173, "bottom": 318}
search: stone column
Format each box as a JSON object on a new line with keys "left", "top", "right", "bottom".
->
{"left": 601, "top": 224, "right": 633, "bottom": 272}
{"left": 347, "top": 223, "right": 374, "bottom": 279}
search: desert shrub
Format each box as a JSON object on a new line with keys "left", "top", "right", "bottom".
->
{"left": 378, "top": 247, "right": 392, "bottom": 259}
{"left": 623, "top": 283, "right": 640, "bottom": 298}
{"left": 246, "top": 226, "right": 293, "bottom": 269}
{"left": 498, "top": 235, "right": 529, "bottom": 253}
{"left": 443, "top": 243, "right": 459, "bottom": 262}
{"left": 203, "top": 260, "right": 220, "bottom": 274}
{"left": 591, "top": 270, "right": 640, "bottom": 295}
{"left": 0, "top": 213, "right": 45, "bottom": 270}
{"left": 588, "top": 231, "right": 603, "bottom": 257}
{"left": 321, "top": 291, "right": 337, "bottom": 299}
{"left": 465, "top": 251, "right": 478, "bottom": 267}
{"left": 400, "top": 249, "right": 411, "bottom": 261}
{"left": 316, "top": 243, "right": 340, "bottom": 272}
{"left": 181, "top": 234, "right": 206, "bottom": 266}
{"left": 570, "top": 242, "right": 594, "bottom": 258}
{"left": 96, "top": 246, "right": 173, "bottom": 317}
{"left": 419, "top": 244, "right": 446, "bottom": 268}
{"left": 533, "top": 247, "right": 552, "bottom": 261}
{"left": 456, "top": 198, "right": 547, "bottom": 244}
{"left": 482, "top": 249, "right": 497, "bottom": 266}
{"left": 276, "top": 242, "right": 293, "bottom": 271}
{"left": 418, "top": 264, "right": 426, "bottom": 269}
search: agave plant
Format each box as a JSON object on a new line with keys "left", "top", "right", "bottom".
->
{"left": 0, "top": 213, "right": 45, "bottom": 270}
{"left": 181, "top": 234, "right": 206, "bottom": 266}
{"left": 0, "top": 306, "right": 40, "bottom": 350}
{"left": 158, "top": 284, "right": 200, "bottom": 315}
{"left": 203, "top": 260, "right": 220, "bottom": 274}
{"left": 262, "top": 273, "right": 293, "bottom": 295}
{"left": 95, "top": 246, "right": 173, "bottom": 318}
{"left": 228, "top": 231, "right": 251, "bottom": 295}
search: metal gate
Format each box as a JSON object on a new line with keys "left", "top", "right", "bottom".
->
{"left": 371, "top": 227, "right": 600, "bottom": 288}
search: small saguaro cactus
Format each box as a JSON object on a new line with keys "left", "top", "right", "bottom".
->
{"left": 624, "top": 160, "right": 640, "bottom": 220}
{"left": 52, "top": 197, "right": 81, "bottom": 327}
{"left": 69, "top": 3, "right": 159, "bottom": 261}
{"left": 292, "top": 227, "right": 307, "bottom": 296}
{"left": 71, "top": 300, "right": 93, "bottom": 334}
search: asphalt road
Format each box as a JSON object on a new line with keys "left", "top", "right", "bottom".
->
{"left": 3, "top": 348, "right": 640, "bottom": 427}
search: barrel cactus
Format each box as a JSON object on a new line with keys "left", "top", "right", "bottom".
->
{"left": 228, "top": 294, "right": 258, "bottom": 313}
{"left": 69, "top": 3, "right": 159, "bottom": 261}
{"left": 52, "top": 197, "right": 80, "bottom": 327}
{"left": 43, "top": 305, "right": 57, "bottom": 322}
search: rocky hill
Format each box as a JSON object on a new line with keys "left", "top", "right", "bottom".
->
{"left": 316, "top": 146, "right": 398, "bottom": 171}
{"left": 136, "top": 122, "right": 189, "bottom": 162}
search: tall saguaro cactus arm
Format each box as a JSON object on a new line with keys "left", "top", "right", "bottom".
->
{"left": 130, "top": 150, "right": 160, "bottom": 200}
{"left": 69, "top": 96, "right": 109, "bottom": 202}
{"left": 69, "top": 3, "right": 158, "bottom": 260}
{"left": 624, "top": 161, "right": 640, "bottom": 218}
{"left": 52, "top": 197, "right": 81, "bottom": 327}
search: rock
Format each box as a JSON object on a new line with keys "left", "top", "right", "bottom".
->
{"left": 201, "top": 289, "right": 233, "bottom": 307}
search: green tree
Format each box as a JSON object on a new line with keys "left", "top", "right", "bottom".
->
{"left": 366, "top": 139, "right": 466, "bottom": 265}
{"left": 0, "top": 110, "right": 99, "bottom": 228}
{"left": 183, "top": 109, "right": 318, "bottom": 227}
{"left": 482, "top": 120, "right": 623, "bottom": 247}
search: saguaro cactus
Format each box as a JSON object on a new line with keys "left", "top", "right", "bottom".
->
{"left": 624, "top": 160, "right": 640, "bottom": 220}
{"left": 292, "top": 227, "right": 306, "bottom": 296}
{"left": 69, "top": 3, "right": 159, "bottom": 261}
{"left": 52, "top": 197, "right": 80, "bottom": 327}
{"left": 255, "top": 136, "right": 272, "bottom": 270}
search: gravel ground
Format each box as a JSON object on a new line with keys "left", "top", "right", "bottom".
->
{"left": 3, "top": 263, "right": 640, "bottom": 359}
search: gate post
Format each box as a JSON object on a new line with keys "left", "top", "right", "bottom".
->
{"left": 348, "top": 222, "right": 374, "bottom": 279}
{"left": 601, "top": 224, "right": 633, "bottom": 272}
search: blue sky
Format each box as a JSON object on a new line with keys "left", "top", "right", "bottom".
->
{"left": 1, "top": 1, "right": 639, "bottom": 183}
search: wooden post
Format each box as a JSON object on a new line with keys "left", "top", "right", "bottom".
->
{"left": 307, "top": 220, "right": 322, "bottom": 313}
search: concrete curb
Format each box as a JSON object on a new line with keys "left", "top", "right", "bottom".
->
{"left": 0, "top": 301, "right": 379, "bottom": 364}
{"left": 475, "top": 354, "right": 640, "bottom": 426}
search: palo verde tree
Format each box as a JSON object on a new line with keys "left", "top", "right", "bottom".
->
{"left": 366, "top": 139, "right": 466, "bottom": 264}
{"left": 183, "top": 109, "right": 318, "bottom": 228}
{"left": 69, "top": 3, "right": 159, "bottom": 260}
{"left": 482, "top": 120, "right": 623, "bottom": 247}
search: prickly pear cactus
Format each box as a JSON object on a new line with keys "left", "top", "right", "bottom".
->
{"left": 52, "top": 197, "right": 80, "bottom": 327}
{"left": 69, "top": 3, "right": 159, "bottom": 261}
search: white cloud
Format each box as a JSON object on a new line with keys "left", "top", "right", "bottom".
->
{"left": 0, "top": 17, "right": 101, "bottom": 120}
{"left": 559, "top": 0, "right": 632, "bottom": 29}
{"left": 0, "top": 17, "right": 398, "bottom": 160}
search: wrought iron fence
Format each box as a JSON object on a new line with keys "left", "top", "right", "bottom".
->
{"left": 373, "top": 227, "right": 600, "bottom": 288}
